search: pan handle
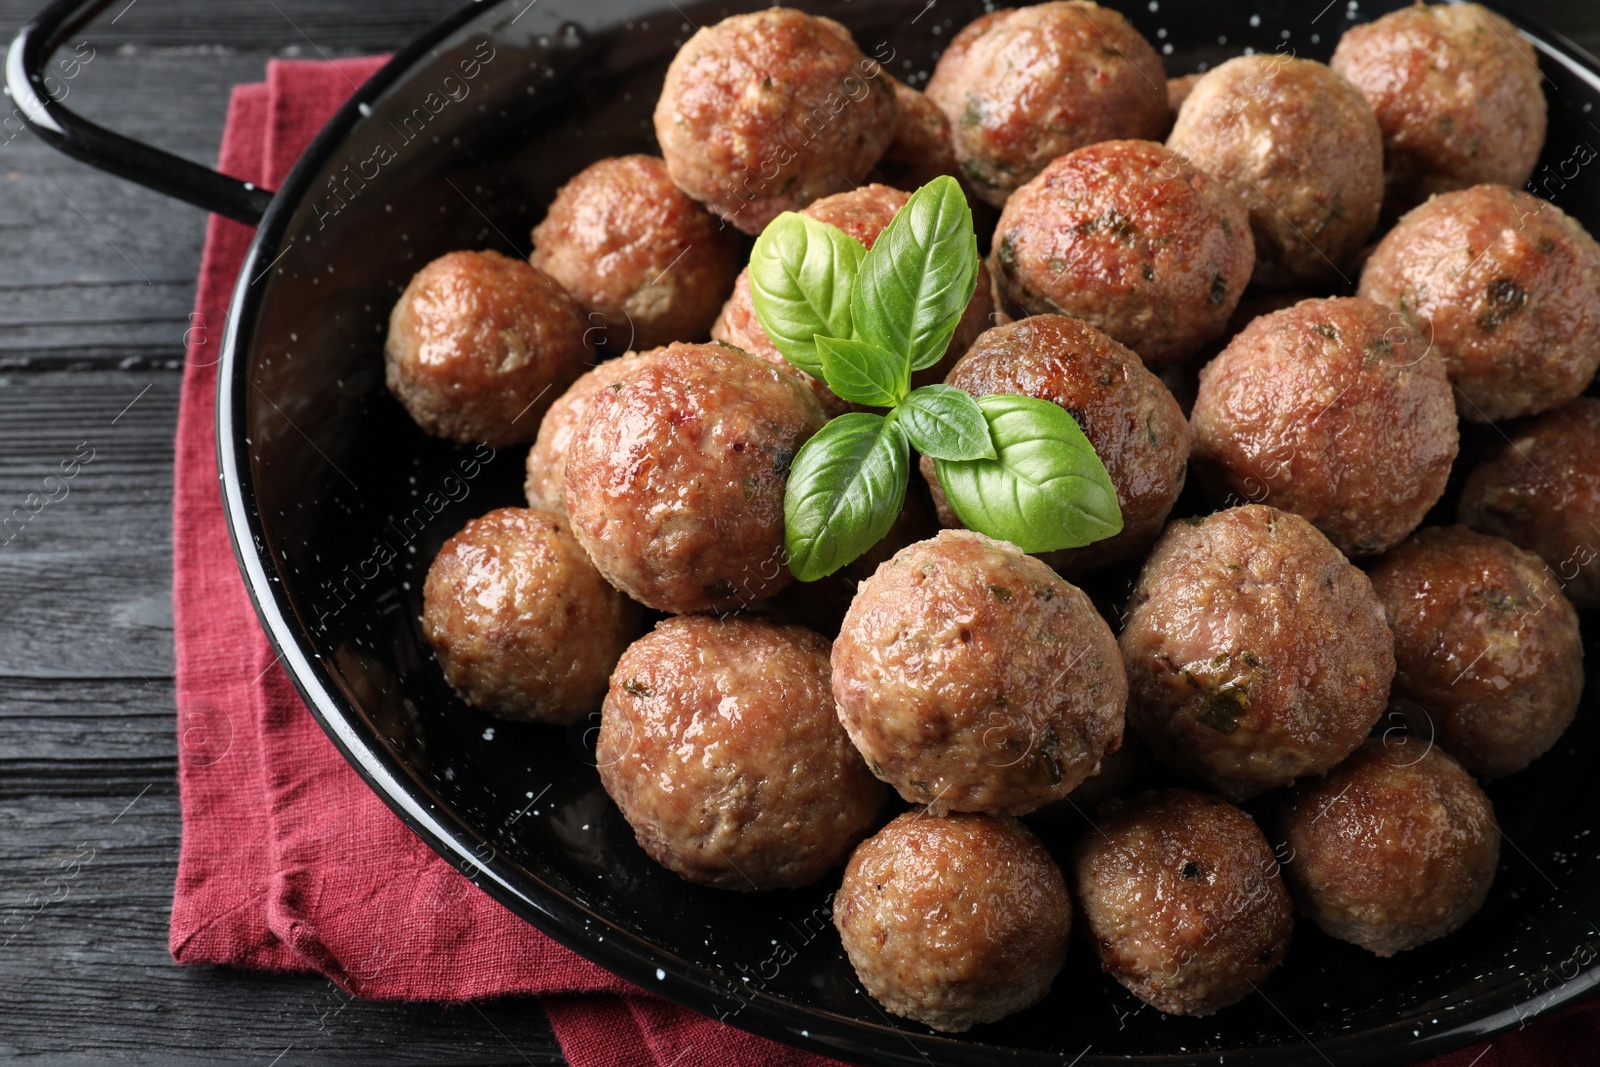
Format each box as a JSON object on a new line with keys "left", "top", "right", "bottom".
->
{"left": 7, "top": 0, "right": 274, "bottom": 225}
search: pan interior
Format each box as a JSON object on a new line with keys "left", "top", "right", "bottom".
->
{"left": 230, "top": 1, "right": 1600, "bottom": 1061}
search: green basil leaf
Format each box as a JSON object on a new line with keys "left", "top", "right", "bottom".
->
{"left": 851, "top": 176, "right": 979, "bottom": 376}
{"left": 816, "top": 335, "right": 908, "bottom": 408}
{"left": 897, "top": 384, "right": 995, "bottom": 461}
{"left": 784, "top": 412, "right": 910, "bottom": 582}
{"left": 748, "top": 213, "right": 866, "bottom": 378}
{"left": 934, "top": 394, "right": 1122, "bottom": 553}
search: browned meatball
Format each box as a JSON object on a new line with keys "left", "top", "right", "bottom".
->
{"left": 1359, "top": 184, "right": 1600, "bottom": 422}
{"left": 925, "top": 2, "right": 1167, "bottom": 208}
{"left": 564, "top": 341, "right": 826, "bottom": 614}
{"left": 919, "top": 316, "right": 1190, "bottom": 574}
{"left": 1367, "top": 526, "right": 1583, "bottom": 778}
{"left": 1166, "top": 73, "right": 1201, "bottom": 117}
{"left": 1120, "top": 506, "right": 1395, "bottom": 800}
{"left": 1170, "top": 288, "right": 1317, "bottom": 413}
{"left": 833, "top": 530, "right": 1127, "bottom": 816}
{"left": 1332, "top": 3, "right": 1547, "bottom": 215}
{"left": 384, "top": 250, "right": 591, "bottom": 446}
{"left": 1168, "top": 56, "right": 1383, "bottom": 288}
{"left": 597, "top": 616, "right": 884, "bottom": 890}
{"left": 835, "top": 811, "right": 1070, "bottom": 1032}
{"left": 1278, "top": 738, "right": 1500, "bottom": 957}
{"left": 1221, "top": 289, "right": 1313, "bottom": 339}
{"left": 1459, "top": 397, "right": 1600, "bottom": 608}
{"left": 530, "top": 155, "right": 739, "bottom": 351}
{"left": 653, "top": 8, "right": 896, "bottom": 235}
{"left": 1070, "top": 789, "right": 1293, "bottom": 1016}
{"left": 524, "top": 349, "right": 664, "bottom": 515}
{"left": 423, "top": 507, "right": 640, "bottom": 725}
{"left": 867, "top": 77, "right": 960, "bottom": 193}
{"left": 712, "top": 183, "right": 993, "bottom": 414}
{"left": 773, "top": 492, "right": 937, "bottom": 637}
{"left": 1190, "top": 297, "right": 1459, "bottom": 558}
{"left": 990, "top": 140, "right": 1253, "bottom": 368}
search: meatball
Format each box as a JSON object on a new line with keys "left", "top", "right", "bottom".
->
{"left": 423, "top": 507, "right": 640, "bottom": 725}
{"left": 833, "top": 530, "right": 1127, "bottom": 816}
{"left": 835, "top": 811, "right": 1071, "bottom": 1032}
{"left": 1331, "top": 3, "right": 1546, "bottom": 215}
{"left": 711, "top": 183, "right": 993, "bottom": 413}
{"left": 529, "top": 155, "right": 740, "bottom": 351}
{"left": 1167, "top": 56, "right": 1383, "bottom": 288}
{"left": 597, "top": 616, "right": 884, "bottom": 890}
{"left": 1166, "top": 73, "right": 1201, "bottom": 116}
{"left": 773, "top": 492, "right": 937, "bottom": 637}
{"left": 1172, "top": 288, "right": 1316, "bottom": 408}
{"left": 925, "top": 2, "right": 1168, "bottom": 207}
{"left": 524, "top": 349, "right": 663, "bottom": 515}
{"left": 919, "top": 315, "right": 1190, "bottom": 574}
{"left": 1459, "top": 397, "right": 1600, "bottom": 608}
{"left": 384, "top": 250, "right": 591, "bottom": 446}
{"left": 867, "top": 77, "right": 960, "bottom": 192}
{"left": 1120, "top": 506, "right": 1395, "bottom": 800}
{"left": 1278, "top": 738, "right": 1500, "bottom": 957}
{"left": 653, "top": 8, "right": 896, "bottom": 235}
{"left": 1070, "top": 789, "right": 1293, "bottom": 1016}
{"left": 1190, "top": 296, "right": 1459, "bottom": 558}
{"left": 565, "top": 342, "right": 825, "bottom": 614}
{"left": 1359, "top": 184, "right": 1600, "bottom": 422}
{"left": 1367, "top": 526, "right": 1583, "bottom": 778}
{"left": 989, "top": 139, "right": 1253, "bottom": 368}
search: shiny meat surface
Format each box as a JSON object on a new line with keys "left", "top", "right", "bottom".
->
{"left": 833, "top": 530, "right": 1127, "bottom": 816}
{"left": 597, "top": 615, "right": 885, "bottom": 891}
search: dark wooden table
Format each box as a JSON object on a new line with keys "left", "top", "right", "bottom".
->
{"left": 0, "top": 1, "right": 1595, "bottom": 1064}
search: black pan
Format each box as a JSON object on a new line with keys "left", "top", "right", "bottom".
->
{"left": 12, "top": 1, "right": 1600, "bottom": 1063}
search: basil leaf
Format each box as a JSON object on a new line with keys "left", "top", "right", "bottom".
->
{"left": 748, "top": 213, "right": 866, "bottom": 378}
{"left": 934, "top": 394, "right": 1122, "bottom": 553}
{"left": 784, "top": 412, "right": 910, "bottom": 582}
{"left": 816, "top": 335, "right": 908, "bottom": 408}
{"left": 898, "top": 384, "right": 995, "bottom": 461}
{"left": 851, "top": 176, "right": 979, "bottom": 376}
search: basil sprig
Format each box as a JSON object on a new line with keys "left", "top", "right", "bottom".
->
{"left": 748, "top": 176, "right": 1122, "bottom": 581}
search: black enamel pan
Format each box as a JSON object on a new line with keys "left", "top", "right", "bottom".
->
{"left": 12, "top": 1, "right": 1600, "bottom": 1062}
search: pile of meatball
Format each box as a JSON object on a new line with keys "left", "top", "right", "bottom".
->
{"left": 387, "top": 0, "right": 1598, "bottom": 1037}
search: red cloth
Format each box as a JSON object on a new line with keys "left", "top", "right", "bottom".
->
{"left": 167, "top": 57, "right": 1588, "bottom": 1067}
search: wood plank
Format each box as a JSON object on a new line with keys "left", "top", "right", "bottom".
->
{"left": 0, "top": 795, "right": 565, "bottom": 1065}
{"left": 0, "top": 677, "right": 176, "bottom": 798}
{"left": 0, "top": 279, "right": 197, "bottom": 372}
{"left": 0, "top": 53, "right": 243, "bottom": 370}
{"left": 0, "top": 372, "right": 177, "bottom": 677}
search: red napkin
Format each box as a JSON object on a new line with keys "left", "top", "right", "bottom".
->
{"left": 167, "top": 56, "right": 1588, "bottom": 1067}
